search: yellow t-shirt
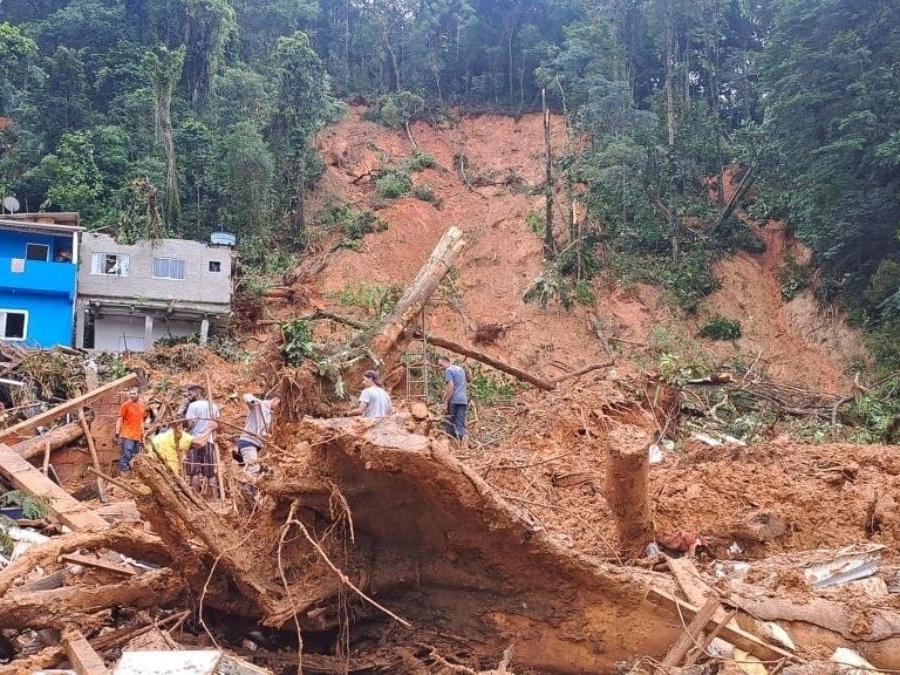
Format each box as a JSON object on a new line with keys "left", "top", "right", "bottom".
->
{"left": 148, "top": 428, "right": 194, "bottom": 473}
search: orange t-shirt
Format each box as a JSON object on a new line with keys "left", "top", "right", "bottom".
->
{"left": 118, "top": 401, "right": 146, "bottom": 441}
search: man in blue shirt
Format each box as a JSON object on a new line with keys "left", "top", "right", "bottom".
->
{"left": 439, "top": 356, "right": 468, "bottom": 444}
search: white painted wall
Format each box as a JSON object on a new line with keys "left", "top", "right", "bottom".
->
{"left": 93, "top": 315, "right": 200, "bottom": 352}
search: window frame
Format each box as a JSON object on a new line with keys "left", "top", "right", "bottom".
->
{"left": 0, "top": 309, "right": 28, "bottom": 341}
{"left": 90, "top": 252, "right": 130, "bottom": 276}
{"left": 208, "top": 260, "right": 221, "bottom": 272}
{"left": 25, "top": 243, "right": 50, "bottom": 262}
{"left": 152, "top": 257, "right": 186, "bottom": 281}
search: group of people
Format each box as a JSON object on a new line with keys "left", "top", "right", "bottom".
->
{"left": 116, "top": 385, "right": 279, "bottom": 499}
{"left": 114, "top": 355, "right": 470, "bottom": 494}
{"left": 345, "top": 355, "right": 469, "bottom": 443}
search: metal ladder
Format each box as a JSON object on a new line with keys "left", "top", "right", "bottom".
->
{"left": 403, "top": 310, "right": 429, "bottom": 401}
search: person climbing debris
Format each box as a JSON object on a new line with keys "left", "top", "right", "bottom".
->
{"left": 148, "top": 420, "right": 212, "bottom": 475}
{"left": 115, "top": 387, "right": 147, "bottom": 476}
{"left": 236, "top": 393, "right": 280, "bottom": 485}
{"left": 347, "top": 370, "right": 391, "bottom": 418}
{"left": 439, "top": 356, "right": 468, "bottom": 445}
{"left": 182, "top": 384, "right": 220, "bottom": 499}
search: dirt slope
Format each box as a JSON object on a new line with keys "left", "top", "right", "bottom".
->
{"left": 311, "top": 106, "right": 863, "bottom": 393}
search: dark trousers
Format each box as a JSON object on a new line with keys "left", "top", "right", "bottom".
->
{"left": 446, "top": 403, "right": 468, "bottom": 439}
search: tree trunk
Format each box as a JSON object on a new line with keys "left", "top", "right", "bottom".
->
{"left": 13, "top": 422, "right": 84, "bottom": 461}
{"left": 542, "top": 88, "right": 556, "bottom": 260}
{"left": 605, "top": 425, "right": 654, "bottom": 558}
{"left": 350, "top": 226, "right": 466, "bottom": 373}
{"left": 664, "top": 0, "right": 676, "bottom": 148}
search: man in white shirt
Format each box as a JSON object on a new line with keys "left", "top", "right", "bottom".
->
{"left": 183, "top": 384, "right": 220, "bottom": 498}
{"left": 347, "top": 370, "right": 391, "bottom": 418}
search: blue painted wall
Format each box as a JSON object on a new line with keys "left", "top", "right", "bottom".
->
{"left": 0, "top": 230, "right": 77, "bottom": 347}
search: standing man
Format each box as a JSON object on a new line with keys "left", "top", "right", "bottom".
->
{"left": 439, "top": 356, "right": 468, "bottom": 444}
{"left": 347, "top": 370, "right": 391, "bottom": 418}
{"left": 183, "top": 384, "right": 220, "bottom": 498}
{"left": 237, "top": 393, "right": 280, "bottom": 481}
{"left": 115, "top": 387, "right": 147, "bottom": 476}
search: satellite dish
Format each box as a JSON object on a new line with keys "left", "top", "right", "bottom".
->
{"left": 2, "top": 196, "right": 20, "bottom": 214}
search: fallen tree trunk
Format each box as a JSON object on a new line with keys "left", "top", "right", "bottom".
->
{"left": 0, "top": 568, "right": 181, "bottom": 630}
{"left": 14, "top": 421, "right": 84, "bottom": 461}
{"left": 605, "top": 425, "right": 655, "bottom": 558}
{"left": 412, "top": 332, "right": 556, "bottom": 391}
{"left": 350, "top": 226, "right": 465, "bottom": 372}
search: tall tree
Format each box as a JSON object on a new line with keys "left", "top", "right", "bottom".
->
{"left": 144, "top": 46, "right": 185, "bottom": 228}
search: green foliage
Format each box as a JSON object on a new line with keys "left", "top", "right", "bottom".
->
{"left": 467, "top": 364, "right": 517, "bottom": 405}
{"left": 1, "top": 490, "right": 49, "bottom": 519}
{"left": 522, "top": 271, "right": 574, "bottom": 310}
{"left": 401, "top": 151, "right": 436, "bottom": 173}
{"left": 573, "top": 280, "right": 595, "bottom": 306}
{"left": 330, "top": 281, "right": 402, "bottom": 320}
{"left": 313, "top": 201, "right": 387, "bottom": 245}
{"left": 410, "top": 183, "right": 439, "bottom": 205}
{"left": 526, "top": 211, "right": 544, "bottom": 237}
{"left": 368, "top": 90, "right": 425, "bottom": 129}
{"left": 864, "top": 259, "right": 900, "bottom": 308}
{"left": 374, "top": 169, "right": 412, "bottom": 199}
{"left": 775, "top": 255, "right": 810, "bottom": 301}
{"left": 699, "top": 316, "right": 742, "bottom": 341}
{"left": 36, "top": 132, "right": 104, "bottom": 216}
{"left": 279, "top": 319, "right": 315, "bottom": 365}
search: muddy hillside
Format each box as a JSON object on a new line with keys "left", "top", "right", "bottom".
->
{"left": 0, "top": 107, "right": 898, "bottom": 675}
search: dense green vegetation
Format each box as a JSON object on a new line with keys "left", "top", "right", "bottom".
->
{"left": 2, "top": 0, "right": 900, "bottom": 372}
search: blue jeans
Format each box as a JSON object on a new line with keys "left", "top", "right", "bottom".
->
{"left": 118, "top": 438, "right": 141, "bottom": 472}
{"left": 446, "top": 403, "right": 468, "bottom": 440}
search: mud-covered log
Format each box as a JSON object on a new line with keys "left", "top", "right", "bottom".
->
{"left": 605, "top": 425, "right": 655, "bottom": 558}
{"left": 13, "top": 422, "right": 84, "bottom": 461}
{"left": 0, "top": 568, "right": 181, "bottom": 630}
{"left": 351, "top": 226, "right": 465, "bottom": 370}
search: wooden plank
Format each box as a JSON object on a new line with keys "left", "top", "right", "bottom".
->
{"left": 0, "top": 444, "right": 108, "bottom": 532}
{"left": 78, "top": 408, "right": 107, "bottom": 504}
{"left": 0, "top": 372, "right": 138, "bottom": 444}
{"left": 64, "top": 629, "right": 110, "bottom": 675}
{"left": 61, "top": 553, "right": 137, "bottom": 577}
{"left": 659, "top": 597, "right": 721, "bottom": 668}
{"left": 646, "top": 587, "right": 795, "bottom": 663}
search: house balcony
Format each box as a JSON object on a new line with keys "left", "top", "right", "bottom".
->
{"left": 0, "top": 258, "right": 77, "bottom": 298}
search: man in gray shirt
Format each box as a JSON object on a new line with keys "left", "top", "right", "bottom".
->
{"left": 439, "top": 356, "right": 468, "bottom": 444}
{"left": 183, "top": 384, "right": 220, "bottom": 498}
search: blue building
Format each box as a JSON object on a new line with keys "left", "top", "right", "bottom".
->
{"left": 0, "top": 213, "right": 83, "bottom": 347}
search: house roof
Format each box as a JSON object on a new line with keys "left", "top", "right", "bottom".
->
{"left": 0, "top": 213, "right": 85, "bottom": 235}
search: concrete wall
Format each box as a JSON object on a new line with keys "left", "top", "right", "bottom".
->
{"left": 92, "top": 315, "right": 200, "bottom": 352}
{"left": 78, "top": 233, "right": 232, "bottom": 307}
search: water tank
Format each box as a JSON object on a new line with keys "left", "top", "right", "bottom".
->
{"left": 210, "top": 231, "right": 236, "bottom": 247}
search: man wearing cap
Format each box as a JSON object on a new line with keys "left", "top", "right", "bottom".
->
{"left": 237, "top": 393, "right": 280, "bottom": 484}
{"left": 347, "top": 370, "right": 391, "bottom": 417}
{"left": 183, "top": 384, "right": 220, "bottom": 498}
{"left": 115, "top": 387, "right": 147, "bottom": 476}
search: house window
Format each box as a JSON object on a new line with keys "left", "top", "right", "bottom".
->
{"left": 208, "top": 261, "right": 221, "bottom": 272}
{"left": 91, "top": 252, "right": 130, "bottom": 276}
{"left": 153, "top": 257, "right": 185, "bottom": 280}
{"left": 0, "top": 310, "right": 27, "bottom": 340}
{"left": 26, "top": 243, "right": 49, "bottom": 261}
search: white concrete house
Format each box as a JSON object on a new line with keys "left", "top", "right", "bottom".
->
{"left": 76, "top": 233, "right": 233, "bottom": 352}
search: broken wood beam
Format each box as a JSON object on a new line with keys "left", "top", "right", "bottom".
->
{"left": 60, "top": 553, "right": 137, "bottom": 577}
{"left": 79, "top": 409, "right": 107, "bottom": 504}
{"left": 0, "top": 372, "right": 138, "bottom": 445}
{"left": 413, "top": 332, "right": 556, "bottom": 391}
{"left": 0, "top": 443, "right": 109, "bottom": 532}
{"left": 645, "top": 587, "right": 795, "bottom": 663}
{"left": 63, "top": 629, "right": 110, "bottom": 675}
{"left": 351, "top": 226, "right": 466, "bottom": 368}
{"left": 605, "top": 426, "right": 654, "bottom": 558}
{"left": 550, "top": 361, "right": 615, "bottom": 384}
{"left": 13, "top": 421, "right": 85, "bottom": 461}
{"left": 658, "top": 596, "right": 721, "bottom": 669}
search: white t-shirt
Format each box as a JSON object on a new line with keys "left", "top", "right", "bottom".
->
{"left": 186, "top": 399, "right": 220, "bottom": 440}
{"left": 359, "top": 386, "right": 391, "bottom": 417}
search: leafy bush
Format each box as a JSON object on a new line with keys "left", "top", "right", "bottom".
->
{"left": 411, "top": 183, "right": 440, "bottom": 205}
{"left": 526, "top": 211, "right": 544, "bottom": 237}
{"left": 314, "top": 202, "right": 387, "bottom": 243}
{"left": 1, "top": 490, "right": 49, "bottom": 519}
{"left": 402, "top": 150, "right": 436, "bottom": 172}
{"left": 330, "top": 281, "right": 402, "bottom": 319}
{"left": 279, "top": 319, "right": 315, "bottom": 365}
{"left": 669, "top": 253, "right": 721, "bottom": 313}
{"left": 467, "top": 364, "right": 516, "bottom": 404}
{"left": 375, "top": 169, "right": 413, "bottom": 199}
{"left": 368, "top": 90, "right": 425, "bottom": 129}
{"left": 776, "top": 254, "right": 810, "bottom": 301}
{"left": 699, "top": 316, "right": 742, "bottom": 340}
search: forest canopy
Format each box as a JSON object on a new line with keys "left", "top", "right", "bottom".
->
{"left": 2, "top": 0, "right": 900, "bottom": 342}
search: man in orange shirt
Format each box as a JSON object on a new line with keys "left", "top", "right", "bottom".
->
{"left": 116, "top": 387, "right": 146, "bottom": 475}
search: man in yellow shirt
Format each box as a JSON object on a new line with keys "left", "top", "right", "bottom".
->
{"left": 148, "top": 421, "right": 212, "bottom": 474}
